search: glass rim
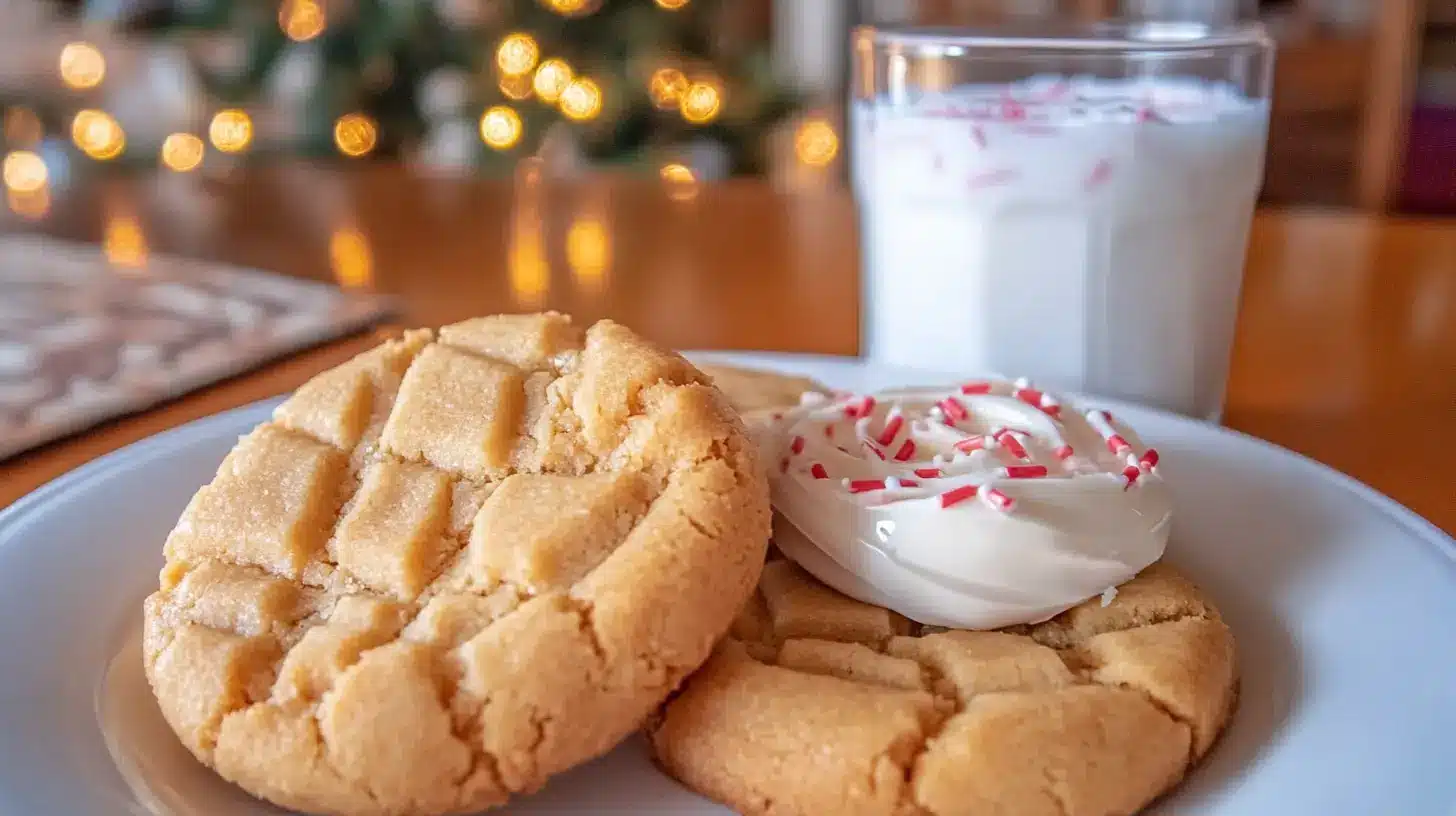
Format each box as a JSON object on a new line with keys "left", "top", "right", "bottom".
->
{"left": 854, "top": 20, "right": 1273, "bottom": 55}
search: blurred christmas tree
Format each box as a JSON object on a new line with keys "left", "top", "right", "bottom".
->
{"left": 105, "top": 0, "right": 805, "bottom": 177}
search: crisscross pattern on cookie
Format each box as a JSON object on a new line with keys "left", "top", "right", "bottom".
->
{"left": 650, "top": 557, "right": 1236, "bottom": 816}
{"left": 144, "top": 314, "right": 770, "bottom": 815}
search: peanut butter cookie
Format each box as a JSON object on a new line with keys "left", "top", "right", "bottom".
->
{"left": 143, "top": 313, "right": 770, "bottom": 815}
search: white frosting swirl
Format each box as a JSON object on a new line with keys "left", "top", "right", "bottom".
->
{"left": 767, "top": 381, "right": 1171, "bottom": 630}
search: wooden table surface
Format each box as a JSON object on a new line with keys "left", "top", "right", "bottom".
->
{"left": 2, "top": 164, "right": 1454, "bottom": 534}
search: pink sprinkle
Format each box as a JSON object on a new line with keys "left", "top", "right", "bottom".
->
{"left": 971, "top": 125, "right": 987, "bottom": 149}
{"left": 1086, "top": 158, "right": 1113, "bottom": 190}
{"left": 1054, "top": 445, "right": 1075, "bottom": 460}
{"left": 1106, "top": 434, "right": 1132, "bottom": 454}
{"left": 848, "top": 479, "right": 886, "bottom": 494}
{"left": 790, "top": 435, "right": 805, "bottom": 455}
{"left": 967, "top": 168, "right": 1019, "bottom": 190}
{"left": 825, "top": 424, "right": 835, "bottom": 439}
{"left": 938, "top": 397, "right": 969, "bottom": 423}
{"left": 939, "top": 485, "right": 979, "bottom": 509}
{"left": 954, "top": 436, "right": 986, "bottom": 454}
{"left": 876, "top": 414, "right": 904, "bottom": 447}
{"left": 1001, "top": 100, "right": 1027, "bottom": 121}
{"left": 1004, "top": 465, "right": 1049, "bottom": 479}
{"left": 893, "top": 439, "right": 917, "bottom": 462}
{"left": 984, "top": 488, "right": 1015, "bottom": 511}
{"left": 1121, "top": 465, "right": 1142, "bottom": 490}
{"left": 914, "top": 468, "right": 942, "bottom": 479}
{"left": 863, "top": 441, "right": 887, "bottom": 460}
{"left": 897, "top": 479, "right": 919, "bottom": 489}
{"left": 1140, "top": 448, "right": 1160, "bottom": 470}
{"left": 960, "top": 381, "right": 993, "bottom": 395}
{"left": 810, "top": 463, "right": 828, "bottom": 480}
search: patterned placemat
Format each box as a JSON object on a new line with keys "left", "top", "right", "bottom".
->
{"left": 0, "top": 235, "right": 394, "bottom": 461}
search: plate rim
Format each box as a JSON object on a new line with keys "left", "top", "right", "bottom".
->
{"left": 5, "top": 352, "right": 1453, "bottom": 571}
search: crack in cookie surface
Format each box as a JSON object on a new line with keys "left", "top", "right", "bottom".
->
{"left": 143, "top": 313, "right": 771, "bottom": 815}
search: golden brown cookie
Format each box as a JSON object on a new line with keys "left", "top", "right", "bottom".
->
{"left": 697, "top": 363, "right": 830, "bottom": 417}
{"left": 649, "top": 555, "right": 1237, "bottom": 816}
{"left": 143, "top": 313, "right": 770, "bottom": 815}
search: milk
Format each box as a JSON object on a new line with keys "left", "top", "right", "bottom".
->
{"left": 854, "top": 76, "right": 1270, "bottom": 420}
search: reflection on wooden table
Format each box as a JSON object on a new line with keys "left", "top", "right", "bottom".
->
{"left": 1, "top": 165, "right": 1453, "bottom": 534}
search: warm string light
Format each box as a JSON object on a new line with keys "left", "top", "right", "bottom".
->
{"left": 496, "top": 33, "right": 540, "bottom": 77}
{"left": 279, "top": 0, "right": 326, "bottom": 42}
{"left": 559, "top": 77, "right": 602, "bottom": 121}
{"left": 680, "top": 81, "right": 722, "bottom": 124}
{"left": 795, "top": 119, "right": 839, "bottom": 167}
{"left": 660, "top": 162, "right": 698, "bottom": 201}
{"left": 71, "top": 109, "right": 125, "bottom": 160}
{"left": 333, "top": 112, "right": 378, "bottom": 157}
{"left": 655, "top": 0, "right": 689, "bottom": 9}
{"left": 566, "top": 214, "right": 609, "bottom": 294}
{"left": 59, "top": 42, "right": 106, "bottom": 90}
{"left": 209, "top": 109, "right": 253, "bottom": 153}
{"left": 509, "top": 160, "right": 549, "bottom": 306}
{"left": 532, "top": 59, "right": 573, "bottom": 103}
{"left": 103, "top": 214, "right": 147, "bottom": 268}
{"left": 7, "top": 188, "right": 49, "bottom": 220}
{"left": 160, "top": 133, "right": 204, "bottom": 172}
{"left": 330, "top": 227, "right": 373, "bottom": 289}
{"left": 499, "top": 73, "right": 533, "bottom": 100}
{"left": 480, "top": 106, "right": 523, "bottom": 150}
{"left": 544, "top": 0, "right": 595, "bottom": 15}
{"left": 3, "top": 151, "right": 47, "bottom": 193}
{"left": 648, "top": 67, "right": 689, "bottom": 109}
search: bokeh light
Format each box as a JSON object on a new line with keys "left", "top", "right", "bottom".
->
{"left": 544, "top": 0, "right": 596, "bottom": 16}
{"left": 330, "top": 228, "right": 373, "bottom": 289}
{"left": 2, "top": 151, "right": 48, "bottom": 193}
{"left": 209, "top": 109, "right": 253, "bottom": 153}
{"left": 3, "top": 107, "right": 42, "bottom": 147}
{"left": 333, "top": 113, "right": 378, "bottom": 158}
{"left": 8, "top": 188, "right": 49, "bottom": 220}
{"left": 480, "top": 106, "right": 523, "bottom": 150}
{"left": 532, "top": 59, "right": 573, "bottom": 103}
{"left": 566, "top": 215, "right": 609, "bottom": 293}
{"left": 680, "top": 81, "right": 722, "bottom": 124}
{"left": 559, "top": 77, "right": 602, "bottom": 121}
{"left": 160, "top": 133, "right": 204, "bottom": 172}
{"left": 648, "top": 67, "right": 689, "bottom": 109}
{"left": 655, "top": 0, "right": 689, "bottom": 9}
{"left": 71, "top": 109, "right": 126, "bottom": 160}
{"left": 59, "top": 42, "right": 106, "bottom": 90}
{"left": 496, "top": 33, "right": 540, "bottom": 77}
{"left": 103, "top": 214, "right": 147, "bottom": 268}
{"left": 794, "top": 119, "right": 839, "bottom": 167}
{"left": 659, "top": 161, "right": 698, "bottom": 201}
{"left": 279, "top": 0, "right": 326, "bottom": 42}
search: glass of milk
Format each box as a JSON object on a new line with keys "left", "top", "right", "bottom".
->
{"left": 851, "top": 18, "right": 1274, "bottom": 421}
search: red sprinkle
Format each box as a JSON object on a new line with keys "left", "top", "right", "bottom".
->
{"left": 1122, "top": 465, "right": 1142, "bottom": 490}
{"left": 954, "top": 436, "right": 986, "bottom": 454}
{"left": 914, "top": 468, "right": 942, "bottom": 479}
{"left": 790, "top": 435, "right": 805, "bottom": 455}
{"left": 1086, "top": 158, "right": 1113, "bottom": 189}
{"left": 825, "top": 424, "right": 835, "bottom": 439}
{"left": 849, "top": 479, "right": 886, "bottom": 494}
{"left": 893, "top": 439, "right": 917, "bottom": 462}
{"left": 863, "top": 441, "right": 887, "bottom": 460}
{"left": 993, "top": 429, "right": 1029, "bottom": 460}
{"left": 985, "top": 488, "right": 1015, "bottom": 511}
{"left": 770, "top": 412, "right": 783, "bottom": 421}
{"left": 895, "top": 479, "right": 920, "bottom": 489}
{"left": 939, "top": 484, "right": 979, "bottom": 509}
{"left": 1004, "top": 465, "right": 1049, "bottom": 479}
{"left": 1014, "top": 387, "right": 1044, "bottom": 407}
{"left": 780, "top": 457, "right": 789, "bottom": 473}
{"left": 938, "top": 397, "right": 969, "bottom": 422}
{"left": 876, "top": 414, "right": 904, "bottom": 447}
{"left": 844, "top": 396, "right": 877, "bottom": 419}
{"left": 960, "top": 381, "right": 993, "bottom": 395}
{"left": 1054, "top": 445, "right": 1075, "bottom": 460}
{"left": 1106, "top": 434, "right": 1132, "bottom": 454}
{"left": 1140, "top": 448, "right": 1160, "bottom": 469}
{"left": 810, "top": 463, "right": 828, "bottom": 480}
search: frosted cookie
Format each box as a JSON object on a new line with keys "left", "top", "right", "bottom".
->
{"left": 771, "top": 381, "right": 1172, "bottom": 630}
{"left": 649, "top": 556, "right": 1237, "bottom": 816}
{"left": 142, "top": 313, "right": 770, "bottom": 815}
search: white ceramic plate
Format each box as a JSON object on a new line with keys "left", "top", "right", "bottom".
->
{"left": 1, "top": 353, "right": 1453, "bottom": 815}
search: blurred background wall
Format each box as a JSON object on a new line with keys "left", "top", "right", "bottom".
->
{"left": 0, "top": 0, "right": 1449, "bottom": 213}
